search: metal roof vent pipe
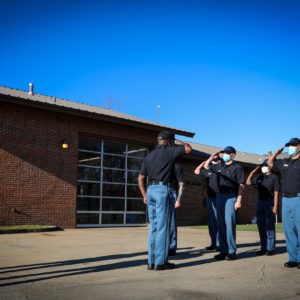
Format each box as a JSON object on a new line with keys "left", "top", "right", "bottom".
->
{"left": 28, "top": 83, "right": 34, "bottom": 95}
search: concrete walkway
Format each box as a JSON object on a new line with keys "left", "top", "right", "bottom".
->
{"left": 0, "top": 227, "right": 299, "bottom": 300}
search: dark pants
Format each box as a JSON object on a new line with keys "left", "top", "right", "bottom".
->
{"left": 206, "top": 197, "right": 219, "bottom": 247}
{"left": 169, "top": 190, "right": 177, "bottom": 252}
{"left": 256, "top": 199, "right": 275, "bottom": 251}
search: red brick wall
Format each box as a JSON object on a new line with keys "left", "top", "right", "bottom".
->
{"left": 0, "top": 100, "right": 157, "bottom": 228}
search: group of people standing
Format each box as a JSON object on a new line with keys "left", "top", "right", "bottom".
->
{"left": 138, "top": 132, "right": 300, "bottom": 271}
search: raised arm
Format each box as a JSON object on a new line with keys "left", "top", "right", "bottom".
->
{"left": 175, "top": 139, "right": 192, "bottom": 154}
{"left": 194, "top": 161, "right": 206, "bottom": 175}
{"left": 268, "top": 147, "right": 284, "bottom": 167}
{"left": 246, "top": 166, "right": 260, "bottom": 185}
{"left": 204, "top": 151, "right": 220, "bottom": 170}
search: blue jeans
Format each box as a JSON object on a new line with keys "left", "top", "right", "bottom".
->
{"left": 282, "top": 194, "right": 300, "bottom": 263}
{"left": 147, "top": 183, "right": 172, "bottom": 265}
{"left": 256, "top": 199, "right": 275, "bottom": 251}
{"left": 216, "top": 193, "right": 237, "bottom": 254}
{"left": 207, "top": 197, "right": 219, "bottom": 247}
{"left": 169, "top": 190, "right": 177, "bottom": 252}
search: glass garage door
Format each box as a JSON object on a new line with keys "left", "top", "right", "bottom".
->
{"left": 77, "top": 137, "right": 148, "bottom": 227}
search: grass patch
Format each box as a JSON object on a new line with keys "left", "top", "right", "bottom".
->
{"left": 191, "top": 223, "right": 284, "bottom": 233}
{"left": 0, "top": 225, "right": 51, "bottom": 230}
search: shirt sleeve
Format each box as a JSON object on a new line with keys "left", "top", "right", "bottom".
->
{"left": 235, "top": 165, "right": 246, "bottom": 184}
{"left": 175, "top": 164, "right": 184, "bottom": 182}
{"left": 200, "top": 168, "right": 209, "bottom": 178}
{"left": 140, "top": 160, "right": 147, "bottom": 176}
{"left": 273, "top": 159, "right": 284, "bottom": 171}
{"left": 273, "top": 174, "right": 280, "bottom": 192}
{"left": 167, "top": 145, "right": 186, "bottom": 160}
{"left": 251, "top": 176, "right": 258, "bottom": 186}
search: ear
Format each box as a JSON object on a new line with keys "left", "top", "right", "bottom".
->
{"left": 231, "top": 153, "right": 236, "bottom": 159}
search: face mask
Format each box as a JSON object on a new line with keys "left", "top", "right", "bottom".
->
{"left": 261, "top": 166, "right": 269, "bottom": 174}
{"left": 223, "top": 154, "right": 231, "bottom": 162}
{"left": 288, "top": 146, "right": 297, "bottom": 157}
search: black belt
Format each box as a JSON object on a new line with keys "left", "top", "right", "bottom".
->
{"left": 220, "top": 190, "right": 237, "bottom": 194}
{"left": 283, "top": 193, "right": 300, "bottom": 198}
{"left": 149, "top": 180, "right": 171, "bottom": 186}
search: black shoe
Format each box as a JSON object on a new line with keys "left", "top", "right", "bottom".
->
{"left": 168, "top": 250, "right": 176, "bottom": 256}
{"left": 284, "top": 261, "right": 298, "bottom": 268}
{"left": 154, "top": 262, "right": 176, "bottom": 271}
{"left": 147, "top": 264, "right": 154, "bottom": 270}
{"left": 205, "top": 245, "right": 218, "bottom": 251}
{"left": 225, "top": 253, "right": 237, "bottom": 261}
{"left": 297, "top": 263, "right": 300, "bottom": 269}
{"left": 214, "top": 253, "right": 227, "bottom": 261}
{"left": 216, "top": 246, "right": 220, "bottom": 251}
{"left": 265, "top": 250, "right": 275, "bottom": 256}
{"left": 256, "top": 249, "right": 266, "bottom": 256}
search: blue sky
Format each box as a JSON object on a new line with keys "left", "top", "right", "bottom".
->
{"left": 1, "top": 0, "right": 299, "bottom": 155}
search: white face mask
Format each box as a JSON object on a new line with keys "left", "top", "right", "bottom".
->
{"left": 261, "top": 166, "right": 269, "bottom": 174}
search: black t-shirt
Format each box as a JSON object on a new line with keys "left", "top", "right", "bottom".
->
{"left": 251, "top": 173, "right": 280, "bottom": 200}
{"left": 210, "top": 161, "right": 245, "bottom": 194}
{"left": 171, "top": 163, "right": 184, "bottom": 190}
{"left": 273, "top": 157, "right": 300, "bottom": 194}
{"left": 140, "top": 145, "right": 185, "bottom": 183}
{"left": 200, "top": 168, "right": 219, "bottom": 197}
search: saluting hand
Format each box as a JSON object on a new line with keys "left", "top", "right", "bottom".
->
{"left": 276, "top": 146, "right": 284, "bottom": 155}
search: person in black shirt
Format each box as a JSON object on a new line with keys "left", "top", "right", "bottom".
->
{"left": 268, "top": 137, "right": 300, "bottom": 268}
{"left": 246, "top": 159, "right": 280, "bottom": 256}
{"left": 194, "top": 156, "right": 221, "bottom": 251}
{"left": 138, "top": 131, "right": 192, "bottom": 270}
{"left": 168, "top": 163, "right": 184, "bottom": 256}
{"left": 204, "top": 146, "right": 245, "bottom": 261}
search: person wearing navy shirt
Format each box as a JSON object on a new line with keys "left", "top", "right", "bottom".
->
{"left": 138, "top": 131, "right": 192, "bottom": 271}
{"left": 204, "top": 146, "right": 245, "bottom": 261}
{"left": 246, "top": 159, "right": 280, "bottom": 256}
{"left": 168, "top": 163, "right": 185, "bottom": 256}
{"left": 194, "top": 156, "right": 221, "bottom": 251}
{"left": 268, "top": 137, "right": 300, "bottom": 269}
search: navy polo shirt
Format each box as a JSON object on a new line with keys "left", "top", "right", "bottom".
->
{"left": 200, "top": 168, "right": 219, "bottom": 197}
{"left": 171, "top": 163, "right": 184, "bottom": 190}
{"left": 273, "top": 157, "right": 300, "bottom": 194}
{"left": 251, "top": 173, "right": 280, "bottom": 200}
{"left": 140, "top": 145, "right": 185, "bottom": 183}
{"left": 209, "top": 161, "right": 245, "bottom": 194}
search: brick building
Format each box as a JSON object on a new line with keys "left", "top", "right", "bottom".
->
{"left": 0, "top": 85, "right": 282, "bottom": 228}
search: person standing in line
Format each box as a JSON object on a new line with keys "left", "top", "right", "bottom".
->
{"left": 168, "top": 163, "right": 185, "bottom": 256}
{"left": 138, "top": 131, "right": 192, "bottom": 271}
{"left": 246, "top": 159, "right": 280, "bottom": 256}
{"left": 204, "top": 146, "right": 245, "bottom": 261}
{"left": 194, "top": 156, "right": 221, "bottom": 251}
{"left": 268, "top": 138, "right": 300, "bottom": 269}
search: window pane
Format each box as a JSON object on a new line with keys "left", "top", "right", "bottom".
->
{"left": 103, "top": 169, "right": 125, "bottom": 183}
{"left": 128, "top": 145, "right": 148, "bottom": 157}
{"left": 127, "top": 199, "right": 146, "bottom": 212}
{"left": 102, "top": 198, "right": 125, "bottom": 211}
{"left": 78, "top": 151, "right": 101, "bottom": 167}
{"left": 77, "top": 213, "right": 99, "bottom": 225}
{"left": 127, "top": 157, "right": 143, "bottom": 171}
{"left": 103, "top": 141, "right": 126, "bottom": 155}
{"left": 127, "top": 185, "right": 141, "bottom": 198}
{"left": 127, "top": 170, "right": 139, "bottom": 184}
{"left": 103, "top": 155, "right": 125, "bottom": 169}
{"left": 77, "top": 197, "right": 100, "bottom": 211}
{"left": 78, "top": 182, "right": 100, "bottom": 196}
{"left": 126, "top": 214, "right": 146, "bottom": 224}
{"left": 102, "top": 184, "right": 125, "bottom": 197}
{"left": 79, "top": 138, "right": 101, "bottom": 152}
{"left": 102, "top": 214, "right": 124, "bottom": 224}
{"left": 78, "top": 167, "right": 101, "bottom": 181}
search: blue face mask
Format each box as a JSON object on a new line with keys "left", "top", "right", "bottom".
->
{"left": 288, "top": 146, "right": 298, "bottom": 157}
{"left": 223, "top": 154, "right": 231, "bottom": 162}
